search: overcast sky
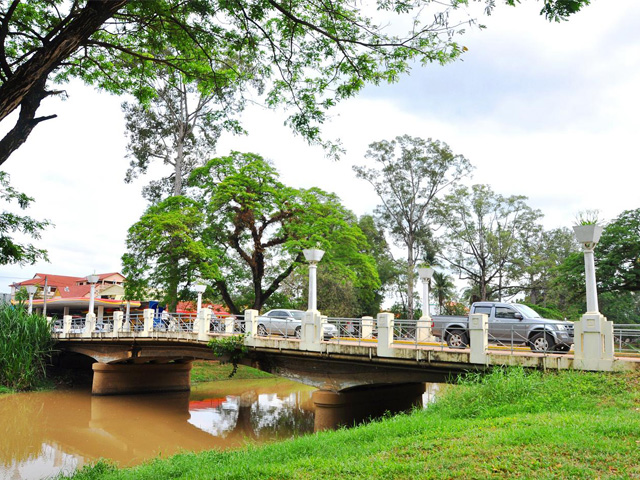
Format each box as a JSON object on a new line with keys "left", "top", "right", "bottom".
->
{"left": 2, "top": 0, "right": 639, "bottom": 292}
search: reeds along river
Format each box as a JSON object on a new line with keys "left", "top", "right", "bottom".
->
{"left": 0, "top": 378, "right": 440, "bottom": 480}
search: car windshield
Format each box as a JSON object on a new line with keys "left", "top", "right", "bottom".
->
{"left": 514, "top": 304, "right": 541, "bottom": 319}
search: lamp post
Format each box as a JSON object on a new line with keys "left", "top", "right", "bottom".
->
{"left": 417, "top": 266, "right": 434, "bottom": 319}
{"left": 194, "top": 284, "right": 206, "bottom": 314}
{"left": 573, "top": 224, "right": 603, "bottom": 313}
{"left": 303, "top": 248, "right": 324, "bottom": 311}
{"left": 26, "top": 284, "right": 37, "bottom": 314}
{"left": 86, "top": 274, "right": 100, "bottom": 315}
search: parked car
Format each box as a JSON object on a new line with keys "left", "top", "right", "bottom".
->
{"left": 257, "top": 309, "right": 338, "bottom": 339}
{"left": 432, "top": 302, "right": 574, "bottom": 353}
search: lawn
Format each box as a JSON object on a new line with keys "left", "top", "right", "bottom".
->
{"left": 66, "top": 367, "right": 640, "bottom": 480}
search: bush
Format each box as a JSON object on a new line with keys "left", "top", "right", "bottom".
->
{"left": 0, "top": 303, "right": 55, "bottom": 390}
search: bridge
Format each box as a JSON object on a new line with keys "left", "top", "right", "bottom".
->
{"left": 53, "top": 308, "right": 640, "bottom": 400}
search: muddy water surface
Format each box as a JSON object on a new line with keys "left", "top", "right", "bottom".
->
{"left": 0, "top": 379, "right": 439, "bottom": 480}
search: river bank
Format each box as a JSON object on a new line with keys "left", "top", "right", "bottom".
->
{"left": 63, "top": 367, "right": 640, "bottom": 480}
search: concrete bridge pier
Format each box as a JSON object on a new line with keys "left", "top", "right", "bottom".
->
{"left": 312, "top": 383, "right": 426, "bottom": 431}
{"left": 92, "top": 362, "right": 193, "bottom": 395}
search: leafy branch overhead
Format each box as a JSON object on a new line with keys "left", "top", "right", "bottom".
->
{"left": 0, "top": 0, "right": 591, "bottom": 165}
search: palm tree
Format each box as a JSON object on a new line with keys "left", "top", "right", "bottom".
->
{"left": 432, "top": 271, "right": 456, "bottom": 314}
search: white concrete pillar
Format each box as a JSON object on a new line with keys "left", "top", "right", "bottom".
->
{"left": 573, "top": 313, "right": 615, "bottom": 371}
{"left": 97, "top": 305, "right": 104, "bottom": 323}
{"left": 361, "top": 316, "right": 374, "bottom": 339}
{"left": 88, "top": 283, "right": 96, "bottom": 315}
{"left": 583, "top": 248, "right": 599, "bottom": 313}
{"left": 301, "top": 310, "right": 322, "bottom": 352}
{"left": 199, "top": 308, "right": 212, "bottom": 341}
{"left": 468, "top": 313, "right": 488, "bottom": 365}
{"left": 113, "top": 311, "right": 123, "bottom": 336}
{"left": 308, "top": 263, "right": 318, "bottom": 311}
{"left": 244, "top": 309, "right": 259, "bottom": 337}
{"left": 416, "top": 319, "right": 436, "bottom": 343}
{"left": 376, "top": 312, "right": 394, "bottom": 357}
{"left": 63, "top": 315, "right": 72, "bottom": 336}
{"left": 63, "top": 306, "right": 70, "bottom": 317}
{"left": 143, "top": 308, "right": 154, "bottom": 337}
{"left": 83, "top": 313, "right": 96, "bottom": 338}
{"left": 224, "top": 315, "right": 235, "bottom": 334}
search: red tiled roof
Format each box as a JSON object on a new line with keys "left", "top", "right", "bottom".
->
{"left": 175, "top": 301, "right": 228, "bottom": 314}
{"left": 58, "top": 284, "right": 92, "bottom": 298}
{"left": 14, "top": 273, "right": 84, "bottom": 288}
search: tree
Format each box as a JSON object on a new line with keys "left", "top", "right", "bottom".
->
{"left": 123, "top": 69, "right": 243, "bottom": 203}
{"left": 438, "top": 184, "right": 542, "bottom": 301}
{"left": 189, "top": 152, "right": 379, "bottom": 314}
{"left": 0, "top": 0, "right": 591, "bottom": 166}
{"left": 511, "top": 226, "right": 577, "bottom": 304}
{"left": 595, "top": 208, "right": 640, "bottom": 293}
{"left": 431, "top": 271, "right": 457, "bottom": 314}
{"left": 121, "top": 196, "right": 217, "bottom": 311}
{"left": 0, "top": 172, "right": 50, "bottom": 266}
{"left": 353, "top": 135, "right": 472, "bottom": 319}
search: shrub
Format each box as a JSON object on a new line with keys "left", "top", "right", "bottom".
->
{"left": 0, "top": 303, "right": 55, "bottom": 390}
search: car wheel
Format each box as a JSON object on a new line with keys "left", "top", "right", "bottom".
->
{"left": 257, "top": 324, "right": 267, "bottom": 336}
{"left": 294, "top": 326, "right": 301, "bottom": 339}
{"left": 530, "top": 332, "right": 555, "bottom": 352}
{"left": 446, "top": 329, "right": 468, "bottom": 348}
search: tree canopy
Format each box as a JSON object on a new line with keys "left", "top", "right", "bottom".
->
{"left": 0, "top": 0, "right": 591, "bottom": 166}
{"left": 188, "top": 152, "right": 379, "bottom": 314}
{"left": 354, "top": 135, "right": 472, "bottom": 318}
{"left": 0, "top": 171, "right": 50, "bottom": 266}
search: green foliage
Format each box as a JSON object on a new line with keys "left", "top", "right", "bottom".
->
{"left": 207, "top": 335, "right": 248, "bottom": 378}
{"left": 574, "top": 209, "right": 600, "bottom": 226}
{"left": 354, "top": 135, "right": 472, "bottom": 319}
{"left": 518, "top": 301, "right": 564, "bottom": 320}
{"left": 0, "top": 172, "right": 50, "bottom": 266}
{"left": 438, "top": 184, "right": 542, "bottom": 302}
{"left": 0, "top": 303, "right": 55, "bottom": 390}
{"left": 432, "top": 271, "right": 457, "bottom": 313}
{"left": 190, "top": 152, "right": 379, "bottom": 314}
{"left": 122, "top": 196, "right": 218, "bottom": 310}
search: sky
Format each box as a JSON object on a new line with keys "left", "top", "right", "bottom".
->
{"left": 2, "top": 0, "right": 639, "bottom": 293}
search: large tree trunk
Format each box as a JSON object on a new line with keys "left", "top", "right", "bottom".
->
{"left": 0, "top": 0, "right": 129, "bottom": 166}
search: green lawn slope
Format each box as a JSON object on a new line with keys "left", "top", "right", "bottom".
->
{"left": 66, "top": 367, "right": 640, "bottom": 480}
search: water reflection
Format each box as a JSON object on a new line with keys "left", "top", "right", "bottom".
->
{"left": 0, "top": 379, "right": 439, "bottom": 480}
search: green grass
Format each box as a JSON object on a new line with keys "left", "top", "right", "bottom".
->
{"left": 190, "top": 360, "right": 273, "bottom": 383}
{"left": 63, "top": 367, "right": 640, "bottom": 479}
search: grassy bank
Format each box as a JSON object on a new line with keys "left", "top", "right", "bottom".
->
{"left": 190, "top": 360, "right": 273, "bottom": 383}
{"left": 66, "top": 367, "right": 640, "bottom": 479}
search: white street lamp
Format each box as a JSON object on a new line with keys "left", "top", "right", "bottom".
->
{"left": 417, "top": 266, "right": 434, "bottom": 319}
{"left": 25, "top": 284, "right": 37, "bottom": 314}
{"left": 194, "top": 284, "right": 206, "bottom": 314}
{"left": 86, "top": 274, "right": 100, "bottom": 315}
{"left": 303, "top": 248, "right": 325, "bottom": 311}
{"left": 573, "top": 224, "right": 603, "bottom": 313}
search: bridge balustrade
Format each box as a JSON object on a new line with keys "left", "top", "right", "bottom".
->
{"left": 613, "top": 324, "right": 640, "bottom": 354}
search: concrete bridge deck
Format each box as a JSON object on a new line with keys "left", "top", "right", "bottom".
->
{"left": 52, "top": 308, "right": 640, "bottom": 395}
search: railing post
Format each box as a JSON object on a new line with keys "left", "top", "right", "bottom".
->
{"left": 376, "top": 312, "right": 394, "bottom": 357}
{"left": 199, "top": 308, "right": 212, "bottom": 341}
{"left": 63, "top": 315, "right": 72, "bottom": 337}
{"left": 301, "top": 310, "right": 322, "bottom": 352}
{"left": 224, "top": 315, "right": 235, "bottom": 334}
{"left": 113, "top": 311, "right": 123, "bottom": 337}
{"left": 361, "top": 316, "right": 374, "bottom": 339}
{"left": 244, "top": 309, "right": 259, "bottom": 338}
{"left": 83, "top": 313, "right": 96, "bottom": 338}
{"left": 573, "top": 313, "right": 615, "bottom": 371}
{"left": 469, "top": 313, "right": 488, "bottom": 364}
{"left": 143, "top": 309, "right": 154, "bottom": 337}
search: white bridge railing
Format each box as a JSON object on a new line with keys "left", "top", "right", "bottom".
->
{"left": 51, "top": 309, "right": 637, "bottom": 372}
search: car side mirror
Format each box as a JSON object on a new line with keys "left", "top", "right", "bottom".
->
{"left": 514, "top": 312, "right": 523, "bottom": 320}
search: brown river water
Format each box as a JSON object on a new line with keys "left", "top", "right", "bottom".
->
{"left": 0, "top": 378, "right": 439, "bottom": 480}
